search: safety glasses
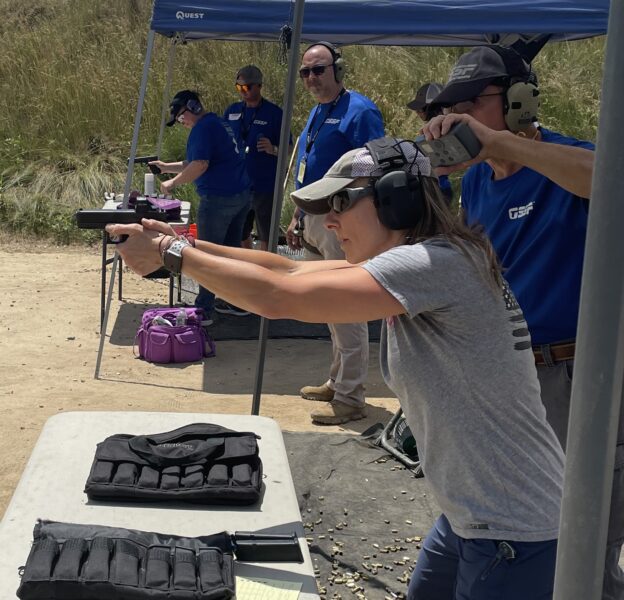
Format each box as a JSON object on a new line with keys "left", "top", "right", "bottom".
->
{"left": 328, "top": 186, "right": 374, "bottom": 214}
{"left": 176, "top": 108, "right": 189, "bottom": 123}
{"left": 235, "top": 83, "right": 255, "bottom": 93}
{"left": 444, "top": 92, "right": 504, "bottom": 115}
{"left": 299, "top": 64, "right": 332, "bottom": 79}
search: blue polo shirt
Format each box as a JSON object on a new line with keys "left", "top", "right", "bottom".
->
{"left": 295, "top": 90, "right": 384, "bottom": 188}
{"left": 224, "top": 98, "right": 287, "bottom": 194}
{"left": 186, "top": 112, "right": 249, "bottom": 197}
{"left": 461, "top": 128, "right": 594, "bottom": 345}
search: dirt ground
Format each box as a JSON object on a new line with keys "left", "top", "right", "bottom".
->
{"left": 0, "top": 241, "right": 399, "bottom": 519}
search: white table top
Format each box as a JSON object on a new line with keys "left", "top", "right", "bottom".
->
{"left": 0, "top": 412, "right": 318, "bottom": 598}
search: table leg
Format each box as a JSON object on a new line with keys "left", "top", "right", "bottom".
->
{"left": 100, "top": 232, "right": 107, "bottom": 327}
{"left": 118, "top": 255, "right": 123, "bottom": 300}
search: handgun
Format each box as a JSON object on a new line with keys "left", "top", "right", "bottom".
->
{"left": 414, "top": 122, "right": 482, "bottom": 168}
{"left": 131, "top": 155, "right": 161, "bottom": 175}
{"left": 75, "top": 200, "right": 167, "bottom": 243}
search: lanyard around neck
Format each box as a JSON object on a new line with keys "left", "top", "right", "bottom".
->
{"left": 240, "top": 99, "right": 262, "bottom": 142}
{"left": 305, "top": 88, "right": 346, "bottom": 155}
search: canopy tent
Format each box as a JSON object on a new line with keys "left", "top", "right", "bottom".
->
{"left": 150, "top": 0, "right": 609, "bottom": 45}
{"left": 94, "top": 2, "right": 622, "bottom": 597}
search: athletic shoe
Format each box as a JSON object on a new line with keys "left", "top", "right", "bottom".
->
{"left": 310, "top": 401, "right": 367, "bottom": 425}
{"left": 214, "top": 298, "right": 250, "bottom": 317}
{"left": 300, "top": 382, "right": 334, "bottom": 402}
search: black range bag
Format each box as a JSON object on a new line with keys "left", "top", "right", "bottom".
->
{"left": 84, "top": 424, "right": 262, "bottom": 505}
{"left": 17, "top": 520, "right": 303, "bottom": 600}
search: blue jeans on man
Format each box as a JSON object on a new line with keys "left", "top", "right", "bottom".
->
{"left": 195, "top": 190, "right": 251, "bottom": 316}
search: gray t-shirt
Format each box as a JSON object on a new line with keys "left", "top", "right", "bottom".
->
{"left": 363, "top": 239, "right": 564, "bottom": 542}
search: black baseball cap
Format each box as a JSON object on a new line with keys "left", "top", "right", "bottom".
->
{"left": 166, "top": 90, "right": 201, "bottom": 127}
{"left": 406, "top": 82, "right": 443, "bottom": 111}
{"left": 433, "top": 46, "right": 528, "bottom": 107}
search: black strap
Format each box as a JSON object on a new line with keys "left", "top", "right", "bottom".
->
{"left": 127, "top": 423, "right": 256, "bottom": 467}
{"left": 304, "top": 88, "right": 346, "bottom": 155}
{"left": 240, "top": 99, "right": 262, "bottom": 143}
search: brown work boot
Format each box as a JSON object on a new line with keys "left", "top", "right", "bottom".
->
{"left": 310, "top": 401, "right": 367, "bottom": 425}
{"left": 300, "top": 382, "right": 335, "bottom": 402}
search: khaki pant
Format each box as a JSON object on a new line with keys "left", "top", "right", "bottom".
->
{"left": 302, "top": 214, "right": 368, "bottom": 407}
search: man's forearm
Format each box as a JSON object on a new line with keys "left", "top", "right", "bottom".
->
{"left": 491, "top": 132, "right": 594, "bottom": 199}
{"left": 169, "top": 160, "right": 208, "bottom": 188}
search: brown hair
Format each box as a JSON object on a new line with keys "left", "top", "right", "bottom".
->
{"left": 404, "top": 176, "right": 503, "bottom": 289}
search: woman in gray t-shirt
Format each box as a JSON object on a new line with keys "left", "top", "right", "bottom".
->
{"left": 112, "top": 139, "right": 564, "bottom": 599}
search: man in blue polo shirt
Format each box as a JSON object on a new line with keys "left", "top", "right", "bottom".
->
{"left": 150, "top": 89, "right": 250, "bottom": 322}
{"left": 285, "top": 42, "right": 385, "bottom": 425}
{"left": 224, "top": 65, "right": 287, "bottom": 252}
{"left": 423, "top": 46, "right": 623, "bottom": 600}
{"left": 216, "top": 66, "right": 288, "bottom": 317}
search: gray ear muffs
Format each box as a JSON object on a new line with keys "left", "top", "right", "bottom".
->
{"left": 305, "top": 41, "right": 346, "bottom": 83}
{"left": 490, "top": 46, "right": 540, "bottom": 131}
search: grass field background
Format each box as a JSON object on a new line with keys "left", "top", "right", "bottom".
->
{"left": 0, "top": 1, "right": 605, "bottom": 243}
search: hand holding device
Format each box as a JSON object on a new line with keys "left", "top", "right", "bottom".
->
{"left": 415, "top": 122, "right": 482, "bottom": 168}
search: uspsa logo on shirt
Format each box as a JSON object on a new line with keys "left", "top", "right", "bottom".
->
{"left": 508, "top": 201, "right": 534, "bottom": 220}
{"left": 325, "top": 118, "right": 341, "bottom": 125}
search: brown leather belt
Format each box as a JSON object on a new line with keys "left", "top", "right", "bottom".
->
{"left": 533, "top": 342, "right": 575, "bottom": 366}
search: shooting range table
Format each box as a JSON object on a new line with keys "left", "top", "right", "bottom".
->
{"left": 0, "top": 411, "right": 319, "bottom": 599}
{"left": 99, "top": 198, "right": 191, "bottom": 325}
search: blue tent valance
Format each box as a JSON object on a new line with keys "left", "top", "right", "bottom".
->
{"left": 151, "top": 0, "right": 609, "bottom": 45}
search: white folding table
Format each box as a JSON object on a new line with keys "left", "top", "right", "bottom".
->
{"left": 0, "top": 411, "right": 319, "bottom": 599}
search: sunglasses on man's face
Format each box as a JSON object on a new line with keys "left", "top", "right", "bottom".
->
{"left": 299, "top": 64, "right": 332, "bottom": 79}
{"left": 235, "top": 83, "right": 255, "bottom": 93}
{"left": 176, "top": 108, "right": 189, "bottom": 123}
{"left": 444, "top": 92, "right": 505, "bottom": 115}
{"left": 328, "top": 186, "right": 374, "bottom": 214}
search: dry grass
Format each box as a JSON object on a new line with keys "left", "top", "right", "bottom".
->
{"left": 0, "top": 0, "right": 605, "bottom": 241}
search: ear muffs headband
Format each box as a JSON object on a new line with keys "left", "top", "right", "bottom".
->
{"left": 489, "top": 46, "right": 540, "bottom": 131}
{"left": 304, "top": 41, "right": 346, "bottom": 83}
{"left": 365, "top": 137, "right": 425, "bottom": 230}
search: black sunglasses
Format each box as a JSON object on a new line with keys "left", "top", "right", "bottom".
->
{"left": 299, "top": 64, "right": 333, "bottom": 79}
{"left": 328, "top": 186, "right": 374, "bottom": 214}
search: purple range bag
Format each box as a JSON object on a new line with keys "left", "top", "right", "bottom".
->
{"left": 135, "top": 307, "right": 215, "bottom": 364}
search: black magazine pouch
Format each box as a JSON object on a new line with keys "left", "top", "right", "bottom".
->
{"left": 17, "top": 520, "right": 236, "bottom": 600}
{"left": 84, "top": 423, "right": 263, "bottom": 505}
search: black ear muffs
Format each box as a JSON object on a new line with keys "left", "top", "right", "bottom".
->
{"left": 373, "top": 170, "right": 425, "bottom": 230}
{"left": 186, "top": 98, "right": 203, "bottom": 114}
{"left": 305, "top": 41, "right": 346, "bottom": 83}
{"left": 489, "top": 46, "right": 540, "bottom": 131}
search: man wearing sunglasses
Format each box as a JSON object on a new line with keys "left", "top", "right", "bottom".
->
{"left": 216, "top": 66, "right": 288, "bottom": 317}
{"left": 285, "top": 41, "right": 384, "bottom": 425}
{"left": 424, "top": 46, "right": 623, "bottom": 600}
{"left": 149, "top": 89, "right": 250, "bottom": 323}
{"left": 224, "top": 66, "right": 288, "bottom": 253}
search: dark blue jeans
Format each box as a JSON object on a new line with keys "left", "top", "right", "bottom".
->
{"left": 195, "top": 190, "right": 251, "bottom": 314}
{"left": 408, "top": 515, "right": 557, "bottom": 600}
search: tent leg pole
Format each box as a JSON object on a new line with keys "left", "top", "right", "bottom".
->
{"left": 251, "top": 0, "right": 307, "bottom": 415}
{"left": 94, "top": 28, "right": 156, "bottom": 379}
{"left": 553, "top": 2, "right": 624, "bottom": 596}
{"left": 156, "top": 38, "right": 177, "bottom": 157}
